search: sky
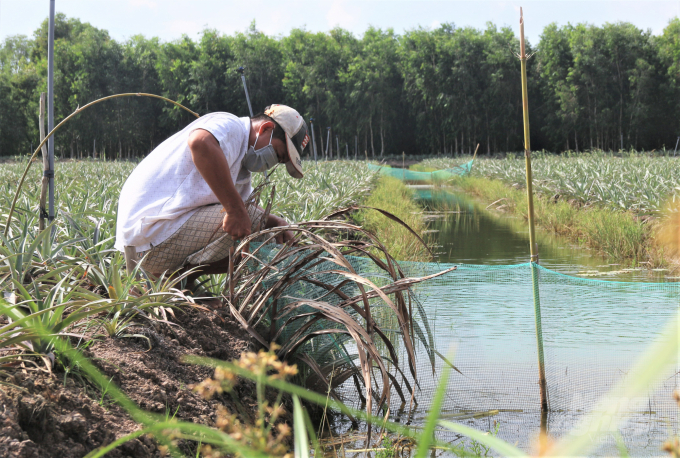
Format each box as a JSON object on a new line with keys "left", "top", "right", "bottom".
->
{"left": 1, "top": 0, "right": 679, "bottom": 46}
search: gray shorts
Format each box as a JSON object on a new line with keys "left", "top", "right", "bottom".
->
{"left": 137, "top": 204, "right": 265, "bottom": 275}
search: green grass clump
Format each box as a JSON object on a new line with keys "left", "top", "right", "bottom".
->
{"left": 354, "top": 176, "right": 429, "bottom": 262}
{"left": 449, "top": 175, "right": 654, "bottom": 264}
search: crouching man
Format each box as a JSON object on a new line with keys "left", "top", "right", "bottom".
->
{"left": 114, "top": 104, "right": 309, "bottom": 281}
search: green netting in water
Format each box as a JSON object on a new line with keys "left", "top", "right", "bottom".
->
{"left": 368, "top": 161, "right": 474, "bottom": 181}
{"left": 258, "top": 244, "right": 678, "bottom": 456}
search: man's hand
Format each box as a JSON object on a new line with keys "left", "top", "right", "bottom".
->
{"left": 266, "top": 214, "right": 294, "bottom": 244}
{"left": 222, "top": 207, "right": 252, "bottom": 240}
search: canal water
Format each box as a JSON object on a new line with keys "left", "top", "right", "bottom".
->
{"left": 330, "top": 187, "right": 678, "bottom": 457}
{"left": 416, "top": 186, "right": 669, "bottom": 282}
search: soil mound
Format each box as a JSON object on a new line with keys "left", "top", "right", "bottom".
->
{"left": 1, "top": 306, "right": 258, "bottom": 458}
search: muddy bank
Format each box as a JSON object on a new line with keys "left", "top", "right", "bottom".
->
{"left": 0, "top": 306, "right": 260, "bottom": 458}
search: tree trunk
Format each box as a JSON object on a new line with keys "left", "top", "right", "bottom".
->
{"left": 319, "top": 125, "right": 325, "bottom": 159}
{"left": 575, "top": 132, "right": 579, "bottom": 153}
{"left": 364, "top": 129, "right": 367, "bottom": 159}
{"left": 443, "top": 132, "right": 446, "bottom": 157}
{"left": 379, "top": 111, "right": 385, "bottom": 157}
{"left": 369, "top": 118, "right": 375, "bottom": 158}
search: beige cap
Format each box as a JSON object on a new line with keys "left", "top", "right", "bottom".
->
{"left": 264, "top": 104, "right": 309, "bottom": 179}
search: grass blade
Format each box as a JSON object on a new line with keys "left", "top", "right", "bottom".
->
{"left": 293, "top": 395, "right": 309, "bottom": 458}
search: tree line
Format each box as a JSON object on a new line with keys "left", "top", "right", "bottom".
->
{"left": 1, "top": 14, "right": 679, "bottom": 158}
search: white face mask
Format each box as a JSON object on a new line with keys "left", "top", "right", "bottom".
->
{"left": 242, "top": 130, "right": 278, "bottom": 173}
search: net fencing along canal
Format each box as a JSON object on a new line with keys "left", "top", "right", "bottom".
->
{"left": 402, "top": 261, "right": 678, "bottom": 456}
{"left": 261, "top": 245, "right": 679, "bottom": 456}
{"left": 262, "top": 168, "right": 678, "bottom": 456}
{"left": 368, "top": 161, "right": 475, "bottom": 180}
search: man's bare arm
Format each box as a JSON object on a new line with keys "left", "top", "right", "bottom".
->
{"left": 188, "top": 129, "right": 251, "bottom": 239}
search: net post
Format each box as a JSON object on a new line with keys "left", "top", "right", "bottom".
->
{"left": 47, "top": 0, "right": 55, "bottom": 225}
{"left": 38, "top": 92, "right": 48, "bottom": 233}
{"left": 519, "top": 7, "right": 549, "bottom": 413}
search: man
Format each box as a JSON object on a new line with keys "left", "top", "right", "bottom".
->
{"left": 114, "top": 104, "right": 309, "bottom": 279}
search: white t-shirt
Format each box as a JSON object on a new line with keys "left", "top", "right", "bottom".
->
{"left": 114, "top": 113, "right": 252, "bottom": 252}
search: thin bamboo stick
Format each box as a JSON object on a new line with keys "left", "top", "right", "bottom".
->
{"left": 518, "top": 7, "right": 549, "bottom": 413}
{"left": 3, "top": 93, "right": 199, "bottom": 238}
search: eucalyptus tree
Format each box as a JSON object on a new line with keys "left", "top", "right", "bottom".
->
{"left": 399, "top": 25, "right": 449, "bottom": 154}
{"left": 342, "top": 27, "right": 402, "bottom": 156}
{"left": 479, "top": 24, "right": 524, "bottom": 154}
{"left": 400, "top": 23, "right": 523, "bottom": 155}
{"left": 537, "top": 22, "right": 670, "bottom": 151}
{"left": 117, "top": 35, "right": 164, "bottom": 158}
{"left": 658, "top": 18, "right": 680, "bottom": 143}
{"left": 228, "top": 22, "right": 285, "bottom": 116}
{"left": 535, "top": 23, "right": 581, "bottom": 150}
{"left": 0, "top": 13, "right": 679, "bottom": 158}
{"left": 156, "top": 35, "right": 201, "bottom": 133}
{"left": 281, "top": 27, "right": 357, "bottom": 157}
{"left": 0, "top": 35, "right": 38, "bottom": 156}
{"left": 32, "top": 14, "right": 124, "bottom": 159}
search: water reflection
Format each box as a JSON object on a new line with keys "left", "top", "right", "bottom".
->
{"left": 416, "top": 187, "right": 669, "bottom": 282}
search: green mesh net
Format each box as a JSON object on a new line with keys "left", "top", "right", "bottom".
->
{"left": 257, "top": 243, "right": 679, "bottom": 456}
{"left": 368, "top": 161, "right": 474, "bottom": 181}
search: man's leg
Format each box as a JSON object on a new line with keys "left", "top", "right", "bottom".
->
{"left": 182, "top": 255, "right": 232, "bottom": 287}
{"left": 140, "top": 203, "right": 264, "bottom": 288}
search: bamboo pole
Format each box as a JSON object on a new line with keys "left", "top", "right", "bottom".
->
{"left": 4, "top": 93, "right": 199, "bottom": 238}
{"left": 518, "top": 7, "right": 549, "bottom": 413}
{"left": 38, "top": 93, "right": 49, "bottom": 232}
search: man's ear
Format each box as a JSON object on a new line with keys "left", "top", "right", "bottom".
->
{"left": 258, "top": 121, "right": 275, "bottom": 135}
